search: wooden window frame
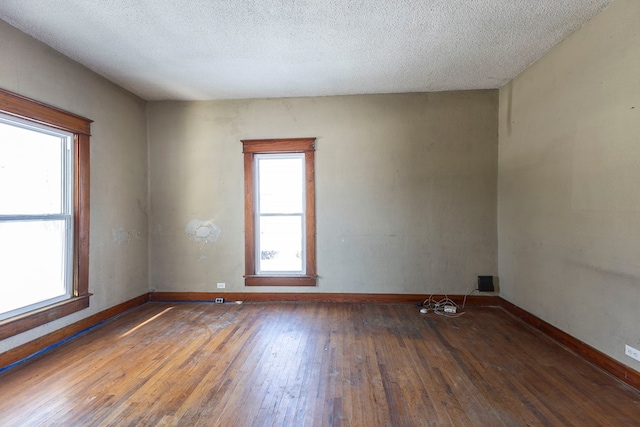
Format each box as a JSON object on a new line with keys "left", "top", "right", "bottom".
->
{"left": 0, "top": 88, "right": 92, "bottom": 340}
{"left": 242, "top": 138, "right": 317, "bottom": 286}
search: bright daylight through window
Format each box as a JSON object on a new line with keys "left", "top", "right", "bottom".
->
{"left": 0, "top": 114, "right": 74, "bottom": 320}
{"left": 256, "top": 154, "right": 305, "bottom": 273}
{"left": 242, "top": 138, "right": 316, "bottom": 286}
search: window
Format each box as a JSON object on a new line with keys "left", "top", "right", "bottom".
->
{"left": 0, "top": 115, "right": 74, "bottom": 318}
{"left": 0, "top": 88, "right": 91, "bottom": 340}
{"left": 242, "top": 138, "right": 317, "bottom": 286}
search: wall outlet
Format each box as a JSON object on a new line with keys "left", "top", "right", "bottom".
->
{"left": 625, "top": 344, "right": 640, "bottom": 362}
{"left": 217, "top": 282, "right": 225, "bottom": 289}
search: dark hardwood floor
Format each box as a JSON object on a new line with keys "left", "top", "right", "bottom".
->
{"left": 0, "top": 302, "right": 638, "bottom": 426}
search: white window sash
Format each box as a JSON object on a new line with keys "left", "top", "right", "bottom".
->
{"left": 254, "top": 153, "right": 307, "bottom": 275}
{"left": 0, "top": 113, "right": 74, "bottom": 321}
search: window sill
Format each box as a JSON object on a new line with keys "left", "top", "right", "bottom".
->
{"left": 244, "top": 276, "right": 317, "bottom": 287}
{"left": 0, "top": 294, "right": 91, "bottom": 341}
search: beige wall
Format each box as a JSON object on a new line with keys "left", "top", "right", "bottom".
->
{"left": 148, "top": 92, "right": 498, "bottom": 294}
{"left": 0, "top": 21, "right": 149, "bottom": 352}
{"left": 498, "top": 0, "right": 640, "bottom": 369}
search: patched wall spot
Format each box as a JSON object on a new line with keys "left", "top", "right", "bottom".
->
{"left": 112, "top": 228, "right": 142, "bottom": 244}
{"left": 186, "top": 219, "right": 221, "bottom": 243}
{"left": 112, "top": 227, "right": 130, "bottom": 244}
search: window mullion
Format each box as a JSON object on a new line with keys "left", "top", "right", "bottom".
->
{"left": 0, "top": 214, "right": 70, "bottom": 221}
{"left": 258, "top": 212, "right": 303, "bottom": 217}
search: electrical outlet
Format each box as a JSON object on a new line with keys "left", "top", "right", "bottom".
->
{"left": 625, "top": 345, "right": 640, "bottom": 362}
{"left": 217, "top": 282, "right": 225, "bottom": 289}
{"left": 215, "top": 297, "right": 224, "bottom": 304}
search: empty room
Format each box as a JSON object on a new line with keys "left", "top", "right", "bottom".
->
{"left": 0, "top": 0, "right": 639, "bottom": 425}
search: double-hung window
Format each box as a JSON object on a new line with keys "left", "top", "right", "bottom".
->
{"left": 242, "top": 138, "right": 317, "bottom": 286}
{"left": 0, "top": 114, "right": 74, "bottom": 318}
{"left": 0, "top": 89, "right": 91, "bottom": 340}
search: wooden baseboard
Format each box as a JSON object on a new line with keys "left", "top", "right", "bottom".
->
{"left": 499, "top": 298, "right": 640, "bottom": 392}
{"left": 149, "top": 291, "right": 501, "bottom": 306}
{"left": 0, "top": 293, "right": 149, "bottom": 371}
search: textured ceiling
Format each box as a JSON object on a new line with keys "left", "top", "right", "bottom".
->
{"left": 0, "top": 0, "right": 612, "bottom": 101}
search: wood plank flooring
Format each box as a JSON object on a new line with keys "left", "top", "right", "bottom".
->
{"left": 0, "top": 302, "right": 638, "bottom": 426}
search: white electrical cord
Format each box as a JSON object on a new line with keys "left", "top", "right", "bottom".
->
{"left": 420, "top": 295, "right": 465, "bottom": 317}
{"left": 420, "top": 283, "right": 478, "bottom": 318}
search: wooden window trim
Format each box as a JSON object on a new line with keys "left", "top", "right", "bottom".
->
{"left": 242, "top": 138, "right": 317, "bottom": 286}
{"left": 0, "top": 88, "right": 92, "bottom": 341}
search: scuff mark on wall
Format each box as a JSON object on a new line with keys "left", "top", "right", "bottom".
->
{"left": 136, "top": 198, "right": 148, "bottom": 216}
{"left": 186, "top": 219, "right": 221, "bottom": 243}
{"left": 112, "top": 227, "right": 130, "bottom": 244}
{"left": 112, "top": 228, "right": 142, "bottom": 244}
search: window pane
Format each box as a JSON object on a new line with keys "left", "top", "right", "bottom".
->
{"left": 258, "top": 216, "right": 303, "bottom": 272}
{"left": 258, "top": 157, "right": 303, "bottom": 214}
{"left": 0, "top": 220, "right": 69, "bottom": 316}
{"left": 0, "top": 121, "right": 65, "bottom": 215}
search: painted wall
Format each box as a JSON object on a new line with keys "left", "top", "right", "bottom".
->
{"left": 148, "top": 92, "right": 498, "bottom": 295}
{"left": 0, "top": 21, "right": 149, "bottom": 352}
{"left": 498, "top": 0, "right": 640, "bottom": 369}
